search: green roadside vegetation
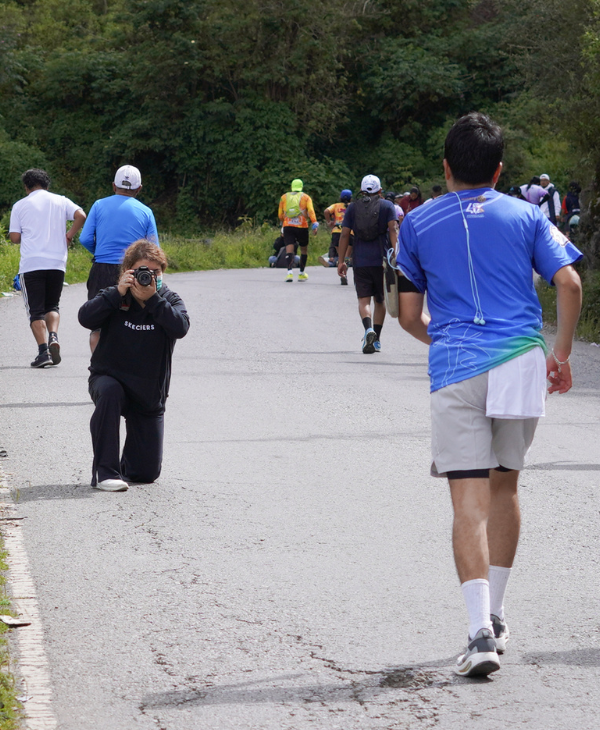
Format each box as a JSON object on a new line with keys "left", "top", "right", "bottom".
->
{"left": 0, "top": 542, "right": 22, "bottom": 730}
{"left": 0, "top": 223, "right": 329, "bottom": 292}
{"left": 1, "top": 222, "right": 598, "bottom": 342}
{"left": 538, "top": 269, "right": 600, "bottom": 343}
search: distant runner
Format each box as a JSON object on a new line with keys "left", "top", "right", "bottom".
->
{"left": 322, "top": 189, "right": 353, "bottom": 285}
{"left": 337, "top": 175, "right": 399, "bottom": 354}
{"left": 277, "top": 179, "right": 318, "bottom": 282}
{"left": 9, "top": 168, "right": 86, "bottom": 368}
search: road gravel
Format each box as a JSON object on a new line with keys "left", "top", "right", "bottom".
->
{"left": 0, "top": 266, "right": 599, "bottom": 729}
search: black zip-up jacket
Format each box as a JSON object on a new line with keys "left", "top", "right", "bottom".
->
{"left": 78, "top": 285, "right": 190, "bottom": 414}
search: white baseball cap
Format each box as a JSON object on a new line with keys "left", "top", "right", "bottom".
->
{"left": 540, "top": 173, "right": 550, "bottom": 181}
{"left": 361, "top": 174, "right": 381, "bottom": 194}
{"left": 114, "top": 165, "right": 142, "bottom": 191}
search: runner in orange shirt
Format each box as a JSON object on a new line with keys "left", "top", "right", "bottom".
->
{"left": 277, "top": 179, "right": 318, "bottom": 282}
{"left": 322, "top": 189, "right": 352, "bottom": 285}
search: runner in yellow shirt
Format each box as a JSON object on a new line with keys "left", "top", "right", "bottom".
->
{"left": 277, "top": 179, "right": 318, "bottom": 282}
{"left": 322, "top": 189, "right": 353, "bottom": 285}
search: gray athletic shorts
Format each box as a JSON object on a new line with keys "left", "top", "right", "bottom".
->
{"left": 430, "top": 370, "right": 538, "bottom": 477}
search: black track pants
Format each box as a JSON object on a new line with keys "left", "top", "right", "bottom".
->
{"left": 89, "top": 374, "right": 164, "bottom": 485}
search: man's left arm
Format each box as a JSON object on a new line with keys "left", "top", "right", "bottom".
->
{"left": 387, "top": 219, "right": 398, "bottom": 250}
{"left": 546, "top": 264, "right": 582, "bottom": 394}
{"left": 8, "top": 206, "right": 21, "bottom": 244}
{"left": 66, "top": 209, "right": 86, "bottom": 247}
{"left": 306, "top": 196, "right": 318, "bottom": 235}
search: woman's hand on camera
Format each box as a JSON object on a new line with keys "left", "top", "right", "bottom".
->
{"left": 118, "top": 269, "right": 135, "bottom": 297}
{"left": 131, "top": 275, "right": 157, "bottom": 302}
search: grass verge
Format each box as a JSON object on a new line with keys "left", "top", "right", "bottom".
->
{"left": 2, "top": 223, "right": 598, "bottom": 341}
{"left": 537, "top": 270, "right": 600, "bottom": 343}
{"left": 0, "top": 223, "right": 330, "bottom": 291}
{"left": 0, "top": 541, "right": 22, "bottom": 729}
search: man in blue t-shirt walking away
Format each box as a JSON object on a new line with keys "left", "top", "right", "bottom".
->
{"left": 337, "top": 175, "right": 398, "bottom": 353}
{"left": 398, "top": 113, "right": 582, "bottom": 678}
{"left": 80, "top": 165, "right": 159, "bottom": 351}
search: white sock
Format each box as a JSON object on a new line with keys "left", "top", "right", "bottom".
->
{"left": 489, "top": 565, "right": 511, "bottom": 620}
{"left": 461, "top": 578, "right": 492, "bottom": 639}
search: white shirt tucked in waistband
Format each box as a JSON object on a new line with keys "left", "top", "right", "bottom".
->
{"left": 486, "top": 347, "right": 547, "bottom": 419}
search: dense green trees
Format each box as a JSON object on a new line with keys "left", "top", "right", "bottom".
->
{"left": 0, "top": 0, "right": 591, "bottom": 229}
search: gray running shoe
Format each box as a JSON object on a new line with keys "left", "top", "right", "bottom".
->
{"left": 30, "top": 351, "right": 53, "bottom": 368}
{"left": 454, "top": 627, "right": 500, "bottom": 677}
{"left": 491, "top": 614, "right": 509, "bottom": 654}
{"left": 48, "top": 335, "right": 61, "bottom": 365}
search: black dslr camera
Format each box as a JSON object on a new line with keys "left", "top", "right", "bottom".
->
{"left": 132, "top": 266, "right": 155, "bottom": 286}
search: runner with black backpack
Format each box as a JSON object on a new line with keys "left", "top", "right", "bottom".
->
{"left": 337, "top": 175, "right": 398, "bottom": 353}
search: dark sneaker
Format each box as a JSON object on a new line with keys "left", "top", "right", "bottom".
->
{"left": 491, "top": 614, "right": 509, "bottom": 654}
{"left": 30, "top": 351, "right": 53, "bottom": 368}
{"left": 340, "top": 276, "right": 348, "bottom": 285}
{"left": 48, "top": 335, "right": 61, "bottom": 365}
{"left": 454, "top": 627, "right": 500, "bottom": 677}
{"left": 362, "top": 328, "right": 377, "bottom": 354}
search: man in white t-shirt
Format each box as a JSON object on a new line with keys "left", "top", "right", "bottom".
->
{"left": 9, "top": 169, "right": 86, "bottom": 368}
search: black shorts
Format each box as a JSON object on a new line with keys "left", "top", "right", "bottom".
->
{"left": 20, "top": 270, "right": 65, "bottom": 324}
{"left": 354, "top": 266, "right": 385, "bottom": 302}
{"left": 330, "top": 232, "right": 354, "bottom": 247}
{"left": 283, "top": 227, "right": 309, "bottom": 248}
{"left": 87, "top": 262, "right": 121, "bottom": 300}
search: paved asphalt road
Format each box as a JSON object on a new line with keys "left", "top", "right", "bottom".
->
{"left": 0, "top": 266, "right": 599, "bottom": 730}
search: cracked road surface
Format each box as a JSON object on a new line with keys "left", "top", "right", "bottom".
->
{"left": 0, "top": 267, "right": 599, "bottom": 729}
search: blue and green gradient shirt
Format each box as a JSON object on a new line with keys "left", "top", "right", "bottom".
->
{"left": 397, "top": 189, "right": 582, "bottom": 393}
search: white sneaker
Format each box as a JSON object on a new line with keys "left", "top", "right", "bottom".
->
{"left": 94, "top": 479, "right": 129, "bottom": 492}
{"left": 491, "top": 614, "right": 509, "bottom": 653}
{"left": 454, "top": 627, "right": 500, "bottom": 677}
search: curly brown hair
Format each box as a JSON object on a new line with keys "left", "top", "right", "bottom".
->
{"left": 121, "top": 240, "right": 168, "bottom": 274}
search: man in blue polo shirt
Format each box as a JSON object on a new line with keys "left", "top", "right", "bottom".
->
{"left": 80, "top": 165, "right": 159, "bottom": 350}
{"left": 398, "top": 113, "right": 582, "bottom": 677}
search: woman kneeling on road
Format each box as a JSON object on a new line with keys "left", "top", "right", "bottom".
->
{"left": 78, "top": 239, "right": 190, "bottom": 492}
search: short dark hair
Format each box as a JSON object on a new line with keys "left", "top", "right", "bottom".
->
{"left": 431, "top": 185, "right": 443, "bottom": 194}
{"left": 444, "top": 113, "right": 504, "bottom": 185}
{"left": 22, "top": 169, "right": 51, "bottom": 190}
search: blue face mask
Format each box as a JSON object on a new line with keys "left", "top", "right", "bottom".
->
{"left": 156, "top": 275, "right": 163, "bottom": 291}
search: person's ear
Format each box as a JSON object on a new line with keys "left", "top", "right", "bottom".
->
{"left": 491, "top": 162, "right": 503, "bottom": 187}
{"left": 443, "top": 159, "right": 452, "bottom": 182}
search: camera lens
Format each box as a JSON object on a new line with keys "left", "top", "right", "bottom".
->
{"left": 134, "top": 267, "right": 154, "bottom": 286}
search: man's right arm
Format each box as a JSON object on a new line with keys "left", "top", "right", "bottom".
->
{"left": 79, "top": 203, "right": 97, "bottom": 254}
{"left": 399, "top": 292, "right": 431, "bottom": 344}
{"left": 546, "top": 264, "right": 582, "bottom": 394}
